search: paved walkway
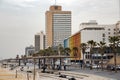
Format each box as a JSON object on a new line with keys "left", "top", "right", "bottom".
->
{"left": 69, "top": 68, "right": 120, "bottom": 80}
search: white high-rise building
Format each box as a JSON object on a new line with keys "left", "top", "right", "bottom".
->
{"left": 81, "top": 27, "right": 105, "bottom": 44}
{"left": 35, "top": 31, "right": 45, "bottom": 53}
{"left": 80, "top": 20, "right": 116, "bottom": 46}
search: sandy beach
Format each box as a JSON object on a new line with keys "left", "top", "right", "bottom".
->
{"left": 0, "top": 66, "right": 34, "bottom": 80}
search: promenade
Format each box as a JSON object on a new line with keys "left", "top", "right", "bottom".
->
{"left": 70, "top": 68, "right": 120, "bottom": 80}
{"left": 0, "top": 64, "right": 119, "bottom": 80}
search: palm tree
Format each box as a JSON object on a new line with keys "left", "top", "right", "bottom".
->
{"left": 80, "top": 43, "right": 87, "bottom": 69}
{"left": 53, "top": 50, "right": 58, "bottom": 55}
{"left": 87, "top": 40, "right": 96, "bottom": 70}
{"left": 32, "top": 53, "right": 37, "bottom": 57}
{"left": 97, "top": 41, "right": 106, "bottom": 71}
{"left": 37, "top": 50, "right": 45, "bottom": 56}
{"left": 73, "top": 47, "right": 78, "bottom": 63}
{"left": 47, "top": 47, "right": 54, "bottom": 56}
{"left": 21, "top": 55, "right": 24, "bottom": 59}
{"left": 58, "top": 44, "right": 64, "bottom": 55}
{"left": 64, "top": 47, "right": 71, "bottom": 56}
{"left": 45, "top": 48, "right": 50, "bottom": 56}
{"left": 16, "top": 55, "right": 19, "bottom": 59}
{"left": 16, "top": 54, "right": 19, "bottom": 63}
{"left": 109, "top": 36, "right": 119, "bottom": 73}
{"left": 21, "top": 55, "right": 27, "bottom": 66}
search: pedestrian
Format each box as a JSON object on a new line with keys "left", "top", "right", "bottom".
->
{"left": 64, "top": 65, "right": 66, "bottom": 70}
{"left": 80, "top": 64, "right": 82, "bottom": 69}
{"left": 20, "top": 67, "right": 24, "bottom": 71}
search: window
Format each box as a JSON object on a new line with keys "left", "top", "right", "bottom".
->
{"left": 103, "top": 38, "right": 105, "bottom": 42}
{"left": 114, "top": 28, "right": 116, "bottom": 31}
{"left": 108, "top": 28, "right": 110, "bottom": 31}
{"left": 54, "top": 6, "right": 58, "bottom": 10}
{"left": 114, "top": 32, "right": 116, "bottom": 34}
{"left": 102, "top": 33, "right": 105, "bottom": 37}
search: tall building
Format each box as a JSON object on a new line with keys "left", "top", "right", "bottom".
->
{"left": 45, "top": 5, "right": 71, "bottom": 48}
{"left": 35, "top": 31, "right": 45, "bottom": 53}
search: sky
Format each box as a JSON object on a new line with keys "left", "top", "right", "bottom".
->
{"left": 0, "top": 0, "right": 119, "bottom": 59}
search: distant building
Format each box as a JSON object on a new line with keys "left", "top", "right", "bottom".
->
{"left": 25, "top": 45, "right": 35, "bottom": 57}
{"left": 35, "top": 31, "right": 45, "bottom": 53}
{"left": 45, "top": 5, "right": 71, "bottom": 48}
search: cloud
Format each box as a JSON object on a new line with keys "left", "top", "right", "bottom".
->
{"left": 0, "top": 0, "right": 40, "bottom": 9}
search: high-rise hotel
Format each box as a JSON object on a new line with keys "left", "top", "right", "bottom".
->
{"left": 45, "top": 5, "right": 71, "bottom": 48}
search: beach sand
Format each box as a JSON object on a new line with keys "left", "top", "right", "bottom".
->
{"left": 0, "top": 67, "right": 31, "bottom": 80}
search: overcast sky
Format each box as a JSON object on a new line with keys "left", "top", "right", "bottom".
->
{"left": 0, "top": 0, "right": 119, "bottom": 59}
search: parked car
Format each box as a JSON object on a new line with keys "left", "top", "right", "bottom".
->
{"left": 92, "top": 64, "right": 100, "bottom": 69}
{"left": 85, "top": 63, "right": 91, "bottom": 68}
{"left": 116, "top": 65, "right": 120, "bottom": 70}
{"left": 107, "top": 65, "right": 120, "bottom": 70}
{"left": 85, "top": 64, "right": 100, "bottom": 69}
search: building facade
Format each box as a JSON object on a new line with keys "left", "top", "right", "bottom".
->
{"left": 116, "top": 21, "right": 120, "bottom": 37}
{"left": 35, "top": 31, "right": 45, "bottom": 53}
{"left": 45, "top": 5, "right": 71, "bottom": 48}
{"left": 64, "top": 21, "right": 116, "bottom": 63}
{"left": 80, "top": 20, "right": 116, "bottom": 46}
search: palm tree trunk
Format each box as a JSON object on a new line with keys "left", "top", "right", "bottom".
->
{"left": 90, "top": 53, "right": 93, "bottom": 70}
{"left": 114, "top": 53, "right": 117, "bottom": 73}
{"left": 101, "top": 54, "right": 103, "bottom": 71}
{"left": 114, "top": 42, "right": 117, "bottom": 73}
{"left": 82, "top": 51, "right": 85, "bottom": 69}
{"left": 90, "top": 48, "right": 93, "bottom": 70}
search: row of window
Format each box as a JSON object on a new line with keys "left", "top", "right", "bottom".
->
{"left": 108, "top": 28, "right": 119, "bottom": 31}
{"left": 53, "top": 18, "right": 71, "bottom": 20}
{"left": 53, "top": 19, "right": 71, "bottom": 22}
{"left": 53, "top": 24, "right": 71, "bottom": 26}
{"left": 53, "top": 21, "right": 71, "bottom": 23}
{"left": 53, "top": 15, "right": 71, "bottom": 16}
{"left": 84, "top": 28, "right": 104, "bottom": 30}
{"left": 54, "top": 14, "right": 71, "bottom": 15}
